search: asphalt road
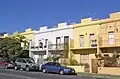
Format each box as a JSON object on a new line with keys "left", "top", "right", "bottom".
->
{"left": 0, "top": 68, "right": 112, "bottom": 79}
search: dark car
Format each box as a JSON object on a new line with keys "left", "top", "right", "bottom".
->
{"left": 14, "top": 58, "right": 39, "bottom": 71}
{"left": 41, "top": 62, "right": 76, "bottom": 75}
{"left": 0, "top": 58, "right": 14, "bottom": 69}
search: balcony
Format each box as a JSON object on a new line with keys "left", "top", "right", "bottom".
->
{"left": 30, "top": 44, "right": 47, "bottom": 51}
{"left": 99, "top": 33, "right": 120, "bottom": 47}
{"left": 48, "top": 43, "right": 67, "bottom": 51}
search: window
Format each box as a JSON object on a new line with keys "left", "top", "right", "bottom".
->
{"left": 44, "top": 39, "right": 48, "bottom": 48}
{"left": 39, "top": 40, "right": 43, "bottom": 48}
{"left": 45, "top": 62, "right": 53, "bottom": 66}
{"left": 89, "top": 33, "right": 97, "bottom": 47}
{"left": 80, "top": 54, "right": 89, "bottom": 64}
{"left": 21, "top": 59, "right": 26, "bottom": 63}
{"left": 17, "top": 59, "right": 22, "bottom": 62}
{"left": 80, "top": 35, "right": 84, "bottom": 47}
{"left": 108, "top": 31, "right": 114, "bottom": 44}
{"left": 56, "top": 37, "right": 61, "bottom": 44}
{"left": 56, "top": 37, "right": 61, "bottom": 48}
{"left": 26, "top": 59, "right": 35, "bottom": 64}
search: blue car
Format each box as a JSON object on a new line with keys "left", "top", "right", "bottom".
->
{"left": 41, "top": 62, "right": 76, "bottom": 75}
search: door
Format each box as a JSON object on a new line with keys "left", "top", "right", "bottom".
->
{"left": 52, "top": 63, "right": 60, "bottom": 73}
{"left": 80, "top": 35, "right": 84, "bottom": 47}
{"left": 20, "top": 59, "right": 27, "bottom": 69}
{"left": 91, "top": 59, "right": 98, "bottom": 73}
{"left": 56, "top": 37, "right": 61, "bottom": 49}
{"left": 64, "top": 36, "right": 69, "bottom": 58}
{"left": 17, "top": 59, "right": 26, "bottom": 69}
{"left": 0, "top": 59, "right": 7, "bottom": 68}
{"left": 45, "top": 62, "right": 58, "bottom": 72}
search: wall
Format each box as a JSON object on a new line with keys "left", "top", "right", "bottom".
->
{"left": 98, "top": 67, "right": 120, "bottom": 75}
{"left": 67, "top": 65, "right": 85, "bottom": 72}
{"left": 34, "top": 25, "right": 73, "bottom": 47}
{"left": 30, "top": 24, "right": 73, "bottom": 60}
{"left": 73, "top": 18, "right": 99, "bottom": 49}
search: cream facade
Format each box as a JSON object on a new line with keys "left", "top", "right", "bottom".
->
{"left": 71, "top": 12, "right": 120, "bottom": 73}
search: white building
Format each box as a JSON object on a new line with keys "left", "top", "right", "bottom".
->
{"left": 29, "top": 22, "right": 73, "bottom": 64}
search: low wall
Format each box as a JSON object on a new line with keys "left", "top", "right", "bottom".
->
{"left": 98, "top": 67, "right": 120, "bottom": 75}
{"left": 67, "top": 65, "right": 85, "bottom": 73}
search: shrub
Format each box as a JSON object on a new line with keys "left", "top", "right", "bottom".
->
{"left": 69, "top": 58, "right": 79, "bottom": 65}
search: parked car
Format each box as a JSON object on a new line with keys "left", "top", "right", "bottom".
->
{"left": 0, "top": 58, "right": 14, "bottom": 69}
{"left": 14, "top": 58, "right": 39, "bottom": 71}
{"left": 41, "top": 62, "right": 76, "bottom": 75}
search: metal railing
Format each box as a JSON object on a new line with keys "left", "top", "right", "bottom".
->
{"left": 48, "top": 43, "right": 65, "bottom": 50}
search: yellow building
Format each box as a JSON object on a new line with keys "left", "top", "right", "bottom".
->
{"left": 70, "top": 12, "right": 120, "bottom": 73}
{"left": 19, "top": 28, "right": 34, "bottom": 41}
{"left": 3, "top": 28, "right": 34, "bottom": 50}
{"left": 3, "top": 28, "right": 34, "bottom": 41}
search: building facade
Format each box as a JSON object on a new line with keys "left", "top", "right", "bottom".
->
{"left": 29, "top": 22, "right": 74, "bottom": 64}
{"left": 70, "top": 12, "right": 120, "bottom": 73}
{"left": 20, "top": 28, "right": 34, "bottom": 41}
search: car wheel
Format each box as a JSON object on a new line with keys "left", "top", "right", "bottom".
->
{"left": 25, "top": 67, "right": 30, "bottom": 72}
{"left": 14, "top": 66, "right": 18, "bottom": 70}
{"left": 59, "top": 70, "right": 64, "bottom": 75}
{"left": 42, "top": 68, "right": 47, "bottom": 73}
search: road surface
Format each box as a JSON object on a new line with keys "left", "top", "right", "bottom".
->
{"left": 0, "top": 68, "right": 112, "bottom": 79}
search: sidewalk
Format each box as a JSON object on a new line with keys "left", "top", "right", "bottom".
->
{"left": 77, "top": 72, "right": 120, "bottom": 79}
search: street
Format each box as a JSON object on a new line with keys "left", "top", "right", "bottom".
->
{"left": 0, "top": 68, "right": 112, "bottom": 79}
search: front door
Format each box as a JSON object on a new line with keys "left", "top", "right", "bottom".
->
{"left": 91, "top": 59, "right": 98, "bottom": 73}
{"left": 64, "top": 36, "right": 69, "bottom": 58}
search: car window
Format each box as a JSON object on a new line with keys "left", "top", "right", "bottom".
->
{"left": 21, "top": 59, "right": 26, "bottom": 63}
{"left": 17, "top": 59, "right": 21, "bottom": 62}
{"left": 52, "top": 62, "right": 61, "bottom": 66}
{"left": 0, "top": 59, "right": 7, "bottom": 62}
{"left": 17, "top": 59, "right": 26, "bottom": 63}
{"left": 26, "top": 59, "right": 35, "bottom": 64}
{"left": 55, "top": 63, "right": 61, "bottom": 66}
{"left": 45, "top": 62, "right": 53, "bottom": 66}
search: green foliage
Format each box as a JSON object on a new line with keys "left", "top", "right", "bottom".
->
{"left": 44, "top": 55, "right": 61, "bottom": 62}
{"left": 12, "top": 34, "right": 29, "bottom": 50}
{"left": 52, "top": 56, "right": 61, "bottom": 62}
{"left": 69, "top": 58, "right": 78, "bottom": 65}
{"left": 0, "top": 38, "right": 23, "bottom": 60}
{"left": 44, "top": 56, "right": 52, "bottom": 61}
{"left": 104, "top": 53, "right": 119, "bottom": 67}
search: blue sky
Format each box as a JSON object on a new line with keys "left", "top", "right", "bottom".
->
{"left": 0, "top": 0, "right": 120, "bottom": 33}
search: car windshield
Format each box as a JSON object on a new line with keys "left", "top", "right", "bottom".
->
{"left": 26, "top": 59, "right": 35, "bottom": 64}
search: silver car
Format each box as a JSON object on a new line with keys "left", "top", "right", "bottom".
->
{"left": 14, "top": 58, "right": 39, "bottom": 71}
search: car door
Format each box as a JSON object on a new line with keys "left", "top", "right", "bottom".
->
{"left": 46, "top": 62, "right": 59, "bottom": 73}
{"left": 0, "top": 59, "right": 5, "bottom": 67}
{"left": 0, "top": 59, "right": 8, "bottom": 68}
{"left": 51, "top": 63, "right": 60, "bottom": 73}
{"left": 20, "top": 59, "right": 27, "bottom": 69}
{"left": 44, "top": 62, "right": 54, "bottom": 72}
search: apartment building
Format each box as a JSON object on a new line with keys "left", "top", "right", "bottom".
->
{"left": 70, "top": 12, "right": 120, "bottom": 73}
{"left": 29, "top": 22, "right": 73, "bottom": 64}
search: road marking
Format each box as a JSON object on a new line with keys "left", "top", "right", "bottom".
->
{"left": 0, "top": 73, "right": 36, "bottom": 79}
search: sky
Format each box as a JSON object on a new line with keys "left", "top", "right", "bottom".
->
{"left": 0, "top": 0, "right": 120, "bottom": 34}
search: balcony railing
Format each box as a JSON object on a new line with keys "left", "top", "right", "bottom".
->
{"left": 99, "top": 39, "right": 120, "bottom": 47}
{"left": 99, "top": 33, "right": 120, "bottom": 47}
{"left": 48, "top": 43, "right": 68, "bottom": 50}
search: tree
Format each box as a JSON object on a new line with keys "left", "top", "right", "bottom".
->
{"left": 0, "top": 38, "right": 23, "bottom": 61}
{"left": 12, "top": 34, "right": 29, "bottom": 50}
